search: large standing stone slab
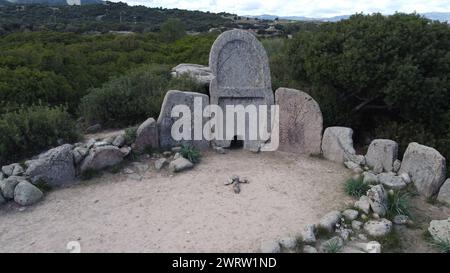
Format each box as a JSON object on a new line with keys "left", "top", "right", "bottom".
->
{"left": 321, "top": 127, "right": 356, "bottom": 163}
{"left": 399, "top": 142, "right": 446, "bottom": 198}
{"left": 365, "top": 139, "right": 398, "bottom": 173}
{"left": 209, "top": 29, "right": 274, "bottom": 151}
{"left": 24, "top": 144, "right": 76, "bottom": 187}
{"left": 132, "top": 117, "right": 159, "bottom": 154}
{"left": 275, "top": 88, "right": 323, "bottom": 155}
{"left": 157, "top": 90, "right": 209, "bottom": 150}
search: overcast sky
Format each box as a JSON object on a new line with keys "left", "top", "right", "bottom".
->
{"left": 111, "top": 0, "right": 450, "bottom": 17}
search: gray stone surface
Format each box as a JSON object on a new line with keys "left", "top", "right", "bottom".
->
{"left": 275, "top": 88, "right": 322, "bottom": 155}
{"left": 352, "top": 220, "right": 363, "bottom": 230}
{"left": 80, "top": 145, "right": 125, "bottom": 173}
{"left": 321, "top": 127, "right": 357, "bottom": 163}
{"left": 363, "top": 172, "right": 379, "bottom": 184}
{"left": 354, "top": 195, "right": 371, "bottom": 214}
{"left": 260, "top": 240, "right": 280, "bottom": 253}
{"left": 25, "top": 144, "right": 76, "bottom": 187}
{"left": 318, "top": 210, "right": 341, "bottom": 233}
{"left": 393, "top": 159, "right": 401, "bottom": 173}
{"left": 364, "top": 219, "right": 392, "bottom": 237}
{"left": 428, "top": 217, "right": 450, "bottom": 242}
{"left": 171, "top": 63, "right": 214, "bottom": 86}
{"left": 0, "top": 191, "right": 5, "bottom": 204}
{"left": 112, "top": 134, "right": 126, "bottom": 147}
{"left": 399, "top": 142, "right": 446, "bottom": 198}
{"left": 302, "top": 245, "right": 318, "bottom": 253}
{"left": 300, "top": 224, "right": 316, "bottom": 244}
{"left": 342, "top": 209, "right": 359, "bottom": 221}
{"left": 365, "top": 139, "right": 398, "bottom": 173}
{"left": 169, "top": 157, "right": 194, "bottom": 173}
{"left": 393, "top": 215, "right": 409, "bottom": 225}
{"left": 157, "top": 90, "right": 209, "bottom": 150}
{"left": 209, "top": 29, "right": 274, "bottom": 151}
{"left": 14, "top": 181, "right": 43, "bottom": 206}
{"left": 133, "top": 118, "right": 159, "bottom": 154}
{"left": 279, "top": 237, "right": 297, "bottom": 250}
{"left": 154, "top": 158, "right": 169, "bottom": 170}
{"left": 437, "top": 179, "right": 450, "bottom": 205}
{"left": 72, "top": 147, "right": 89, "bottom": 165}
{"left": 0, "top": 176, "right": 26, "bottom": 199}
{"left": 378, "top": 173, "right": 407, "bottom": 190}
{"left": 344, "top": 161, "right": 363, "bottom": 174}
{"left": 367, "top": 185, "right": 387, "bottom": 217}
{"left": 1, "top": 163, "right": 24, "bottom": 177}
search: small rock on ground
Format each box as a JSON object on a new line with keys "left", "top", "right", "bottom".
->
{"left": 260, "top": 240, "right": 281, "bottom": 253}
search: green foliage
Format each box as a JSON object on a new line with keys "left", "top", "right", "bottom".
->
{"left": 431, "top": 238, "right": 450, "bottom": 253}
{"left": 160, "top": 18, "right": 186, "bottom": 42}
{"left": 180, "top": 144, "right": 201, "bottom": 163}
{"left": 322, "top": 237, "right": 343, "bottom": 253}
{"left": 285, "top": 13, "right": 450, "bottom": 168}
{"left": 0, "top": 105, "right": 81, "bottom": 164}
{"left": 373, "top": 230, "right": 402, "bottom": 253}
{"left": 387, "top": 190, "right": 411, "bottom": 219}
{"left": 344, "top": 176, "right": 369, "bottom": 197}
{"left": 79, "top": 65, "right": 205, "bottom": 127}
{"left": 124, "top": 125, "right": 138, "bottom": 146}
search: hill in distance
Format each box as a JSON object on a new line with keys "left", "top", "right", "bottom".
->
{"left": 3, "top": 0, "right": 102, "bottom": 5}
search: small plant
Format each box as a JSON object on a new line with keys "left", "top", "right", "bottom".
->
{"left": 124, "top": 126, "right": 138, "bottom": 145}
{"left": 344, "top": 176, "right": 370, "bottom": 197}
{"left": 315, "top": 226, "right": 331, "bottom": 239}
{"left": 431, "top": 238, "right": 450, "bottom": 253}
{"left": 180, "top": 144, "right": 201, "bottom": 163}
{"left": 387, "top": 190, "right": 411, "bottom": 219}
{"left": 322, "top": 237, "right": 343, "bottom": 253}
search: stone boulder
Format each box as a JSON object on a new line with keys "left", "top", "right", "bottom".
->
{"left": 399, "top": 142, "right": 446, "bottom": 198}
{"left": 365, "top": 139, "right": 398, "bottom": 173}
{"left": 154, "top": 158, "right": 169, "bottom": 170}
{"left": 437, "top": 179, "right": 450, "bottom": 205}
{"left": 367, "top": 185, "right": 387, "bottom": 217}
{"left": 321, "top": 127, "right": 357, "bottom": 163}
{"left": 275, "top": 88, "right": 323, "bottom": 155}
{"left": 133, "top": 118, "right": 159, "bottom": 154}
{"left": 354, "top": 195, "right": 371, "bottom": 214}
{"left": 157, "top": 90, "right": 209, "bottom": 150}
{"left": 318, "top": 210, "right": 341, "bottom": 233}
{"left": 0, "top": 176, "right": 26, "bottom": 199}
{"left": 300, "top": 224, "right": 316, "bottom": 244}
{"left": 279, "top": 237, "right": 297, "bottom": 251}
{"left": 171, "top": 63, "right": 214, "bottom": 86}
{"left": 25, "top": 144, "right": 75, "bottom": 187}
{"left": 342, "top": 209, "right": 359, "bottom": 221}
{"left": 169, "top": 157, "right": 194, "bottom": 173}
{"left": 428, "top": 218, "right": 450, "bottom": 243}
{"left": 1, "top": 163, "right": 24, "bottom": 177}
{"left": 112, "top": 134, "right": 126, "bottom": 147}
{"left": 378, "top": 173, "right": 407, "bottom": 190}
{"left": 72, "top": 147, "right": 89, "bottom": 165}
{"left": 80, "top": 145, "right": 125, "bottom": 173}
{"left": 364, "top": 219, "right": 392, "bottom": 237}
{"left": 363, "top": 172, "right": 379, "bottom": 184}
{"left": 14, "top": 181, "right": 43, "bottom": 206}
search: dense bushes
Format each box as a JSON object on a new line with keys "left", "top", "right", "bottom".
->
{"left": 0, "top": 105, "right": 81, "bottom": 164}
{"left": 79, "top": 65, "right": 206, "bottom": 128}
{"left": 281, "top": 13, "right": 450, "bottom": 164}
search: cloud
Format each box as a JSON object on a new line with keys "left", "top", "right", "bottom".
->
{"left": 111, "top": 0, "right": 450, "bottom": 17}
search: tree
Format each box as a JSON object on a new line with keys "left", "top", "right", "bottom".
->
{"left": 160, "top": 18, "right": 186, "bottom": 42}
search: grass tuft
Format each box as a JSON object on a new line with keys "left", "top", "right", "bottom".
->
{"left": 180, "top": 144, "right": 201, "bottom": 163}
{"left": 344, "top": 176, "right": 370, "bottom": 197}
{"left": 386, "top": 190, "right": 411, "bottom": 219}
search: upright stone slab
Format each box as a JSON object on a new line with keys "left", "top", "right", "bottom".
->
{"left": 365, "top": 139, "right": 398, "bottom": 173}
{"left": 399, "top": 142, "right": 446, "bottom": 198}
{"left": 321, "top": 127, "right": 356, "bottom": 163}
{"left": 157, "top": 90, "right": 209, "bottom": 150}
{"left": 209, "top": 29, "right": 274, "bottom": 151}
{"left": 275, "top": 88, "right": 323, "bottom": 155}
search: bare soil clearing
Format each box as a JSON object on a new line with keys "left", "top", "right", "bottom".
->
{"left": 0, "top": 150, "right": 353, "bottom": 253}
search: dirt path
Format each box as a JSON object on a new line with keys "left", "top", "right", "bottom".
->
{"left": 0, "top": 150, "right": 352, "bottom": 253}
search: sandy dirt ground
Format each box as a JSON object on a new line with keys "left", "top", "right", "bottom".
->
{"left": 0, "top": 150, "right": 353, "bottom": 253}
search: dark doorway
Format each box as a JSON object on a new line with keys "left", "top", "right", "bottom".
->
{"left": 229, "top": 136, "right": 244, "bottom": 149}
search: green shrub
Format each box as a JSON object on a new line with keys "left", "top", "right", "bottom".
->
{"left": 180, "top": 144, "right": 201, "bottom": 163}
{"left": 321, "top": 237, "right": 343, "bottom": 253}
{"left": 124, "top": 125, "right": 138, "bottom": 146}
{"left": 79, "top": 65, "right": 206, "bottom": 128}
{"left": 0, "top": 105, "right": 81, "bottom": 164}
{"left": 387, "top": 190, "right": 411, "bottom": 219}
{"left": 344, "top": 176, "right": 370, "bottom": 197}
